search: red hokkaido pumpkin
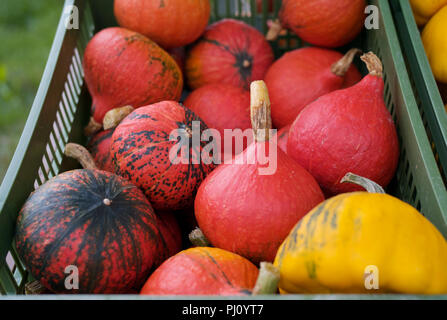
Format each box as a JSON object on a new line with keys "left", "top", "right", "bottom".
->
{"left": 110, "top": 101, "right": 216, "bottom": 211}
{"left": 184, "top": 84, "right": 252, "bottom": 160}
{"left": 287, "top": 53, "right": 399, "bottom": 196}
{"left": 264, "top": 47, "right": 362, "bottom": 128}
{"left": 15, "top": 144, "right": 173, "bottom": 294}
{"left": 140, "top": 247, "right": 259, "bottom": 295}
{"left": 185, "top": 19, "right": 274, "bottom": 90}
{"left": 194, "top": 81, "right": 325, "bottom": 264}
{"left": 279, "top": 0, "right": 366, "bottom": 48}
{"left": 114, "top": 0, "right": 210, "bottom": 49}
{"left": 83, "top": 27, "right": 183, "bottom": 124}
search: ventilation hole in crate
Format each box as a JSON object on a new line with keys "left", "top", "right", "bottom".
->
{"left": 416, "top": 201, "right": 422, "bottom": 212}
{"left": 33, "top": 179, "right": 39, "bottom": 190}
{"left": 407, "top": 173, "right": 414, "bottom": 190}
{"left": 64, "top": 82, "right": 77, "bottom": 114}
{"left": 74, "top": 48, "right": 84, "bottom": 77}
{"left": 6, "top": 252, "right": 14, "bottom": 272}
{"left": 37, "top": 167, "right": 47, "bottom": 185}
{"left": 58, "top": 106, "right": 71, "bottom": 136}
{"left": 52, "top": 123, "right": 66, "bottom": 153}
{"left": 61, "top": 93, "right": 75, "bottom": 122}
{"left": 404, "top": 160, "right": 410, "bottom": 176}
{"left": 411, "top": 186, "right": 418, "bottom": 203}
{"left": 72, "top": 57, "right": 83, "bottom": 86}
{"left": 56, "top": 110, "right": 70, "bottom": 139}
{"left": 41, "top": 155, "right": 54, "bottom": 179}
{"left": 66, "top": 74, "right": 79, "bottom": 107}
{"left": 46, "top": 144, "right": 60, "bottom": 175}
{"left": 69, "top": 66, "right": 81, "bottom": 95}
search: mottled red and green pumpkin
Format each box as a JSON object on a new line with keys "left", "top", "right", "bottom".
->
{"left": 87, "top": 129, "right": 114, "bottom": 172}
{"left": 185, "top": 19, "right": 274, "bottom": 90}
{"left": 155, "top": 211, "right": 183, "bottom": 264}
{"left": 15, "top": 169, "right": 173, "bottom": 294}
{"left": 140, "top": 247, "right": 259, "bottom": 295}
{"left": 83, "top": 27, "right": 183, "bottom": 124}
{"left": 110, "top": 101, "right": 216, "bottom": 211}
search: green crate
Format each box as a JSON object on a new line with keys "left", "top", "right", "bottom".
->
{"left": 391, "top": 0, "right": 447, "bottom": 189}
{"left": 0, "top": 0, "right": 446, "bottom": 298}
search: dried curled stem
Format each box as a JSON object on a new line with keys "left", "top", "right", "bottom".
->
{"left": 331, "top": 48, "right": 362, "bottom": 77}
{"left": 103, "top": 105, "right": 134, "bottom": 130}
{"left": 266, "top": 19, "right": 283, "bottom": 41}
{"left": 360, "top": 52, "right": 383, "bottom": 78}
{"left": 64, "top": 143, "right": 98, "bottom": 170}
{"left": 84, "top": 116, "right": 102, "bottom": 136}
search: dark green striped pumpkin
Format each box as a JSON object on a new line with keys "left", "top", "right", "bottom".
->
{"left": 15, "top": 169, "right": 174, "bottom": 293}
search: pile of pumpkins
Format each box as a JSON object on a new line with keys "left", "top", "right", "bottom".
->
{"left": 15, "top": 0, "right": 447, "bottom": 295}
{"left": 410, "top": 0, "right": 447, "bottom": 109}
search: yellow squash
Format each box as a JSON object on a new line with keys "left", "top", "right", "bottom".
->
{"left": 422, "top": 5, "right": 447, "bottom": 84}
{"left": 410, "top": 0, "right": 447, "bottom": 26}
{"left": 274, "top": 192, "right": 447, "bottom": 294}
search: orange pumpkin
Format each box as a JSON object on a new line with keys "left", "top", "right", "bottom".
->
{"left": 140, "top": 247, "right": 259, "bottom": 295}
{"left": 114, "top": 0, "right": 210, "bottom": 49}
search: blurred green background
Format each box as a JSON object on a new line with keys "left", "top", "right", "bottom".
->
{"left": 0, "top": 1, "right": 62, "bottom": 183}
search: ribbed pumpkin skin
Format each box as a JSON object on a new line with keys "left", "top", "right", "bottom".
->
{"left": 111, "top": 102, "right": 216, "bottom": 211}
{"left": 195, "top": 142, "right": 325, "bottom": 264}
{"left": 140, "top": 247, "right": 259, "bottom": 295}
{"left": 184, "top": 84, "right": 252, "bottom": 158}
{"left": 287, "top": 73, "right": 399, "bottom": 196}
{"left": 15, "top": 169, "right": 168, "bottom": 294}
{"left": 279, "top": 0, "right": 366, "bottom": 48}
{"left": 87, "top": 129, "right": 114, "bottom": 172}
{"left": 83, "top": 27, "right": 183, "bottom": 123}
{"left": 114, "top": 0, "right": 210, "bottom": 49}
{"left": 185, "top": 19, "right": 274, "bottom": 90}
{"left": 264, "top": 47, "right": 362, "bottom": 128}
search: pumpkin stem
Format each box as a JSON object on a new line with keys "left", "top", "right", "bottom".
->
{"left": 25, "top": 280, "right": 50, "bottom": 295}
{"left": 331, "top": 48, "right": 362, "bottom": 77}
{"left": 250, "top": 80, "right": 272, "bottom": 142}
{"left": 189, "top": 228, "right": 211, "bottom": 247}
{"left": 64, "top": 143, "right": 98, "bottom": 170}
{"left": 84, "top": 116, "right": 102, "bottom": 136}
{"left": 103, "top": 105, "right": 135, "bottom": 130}
{"left": 360, "top": 52, "right": 383, "bottom": 78}
{"left": 252, "top": 262, "right": 280, "bottom": 295}
{"left": 340, "top": 172, "right": 385, "bottom": 194}
{"left": 266, "top": 19, "right": 282, "bottom": 41}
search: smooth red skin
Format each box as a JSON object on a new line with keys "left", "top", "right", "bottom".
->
{"left": 140, "top": 247, "right": 258, "bottom": 295}
{"left": 114, "top": 0, "right": 210, "bottom": 49}
{"left": 195, "top": 142, "right": 325, "bottom": 264}
{"left": 276, "top": 125, "right": 290, "bottom": 154}
{"left": 186, "top": 19, "right": 275, "bottom": 90}
{"left": 264, "top": 47, "right": 362, "bottom": 128}
{"left": 287, "top": 74, "right": 399, "bottom": 197}
{"left": 83, "top": 27, "right": 183, "bottom": 123}
{"left": 87, "top": 129, "right": 114, "bottom": 172}
{"left": 280, "top": 0, "right": 366, "bottom": 48}
{"left": 184, "top": 84, "right": 252, "bottom": 159}
{"left": 111, "top": 101, "right": 215, "bottom": 211}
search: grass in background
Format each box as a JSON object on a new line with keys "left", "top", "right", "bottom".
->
{"left": 0, "top": 0, "right": 62, "bottom": 182}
